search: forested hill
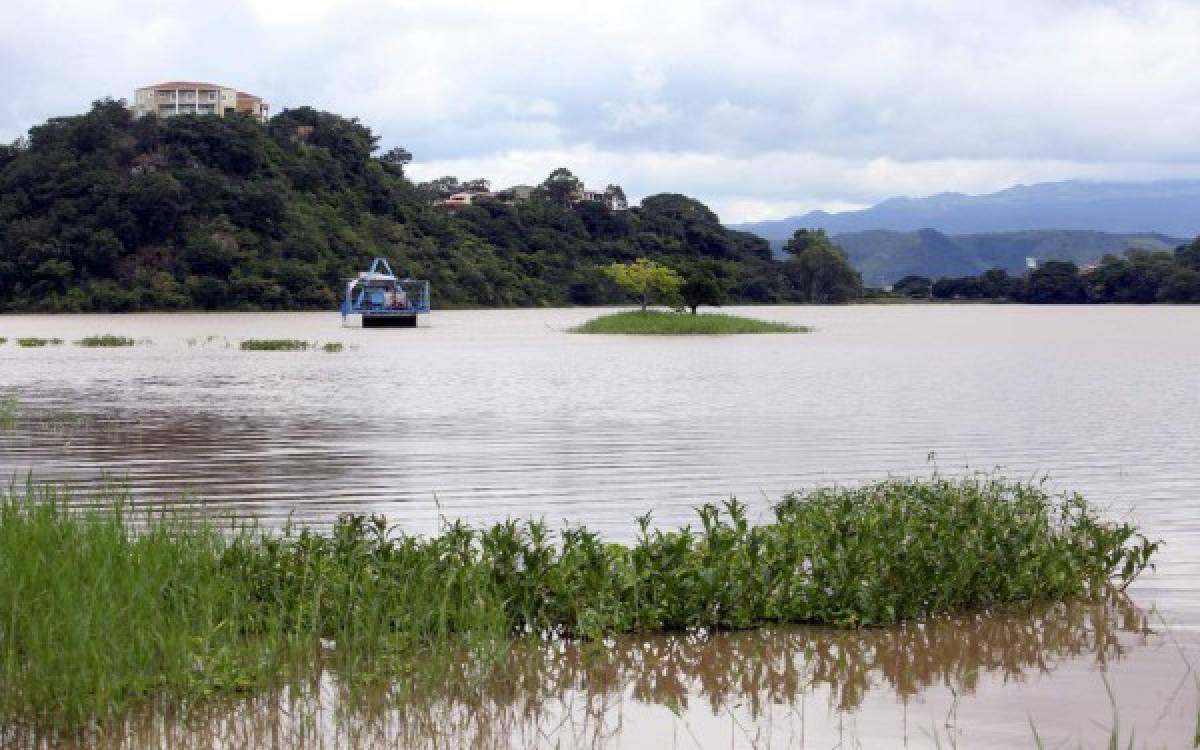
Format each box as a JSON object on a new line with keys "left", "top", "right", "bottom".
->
{"left": 0, "top": 100, "right": 811, "bottom": 312}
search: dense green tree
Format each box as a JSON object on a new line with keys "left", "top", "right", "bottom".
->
{"left": 540, "top": 168, "right": 583, "bottom": 207}
{"left": 1158, "top": 268, "right": 1200, "bottom": 302}
{"left": 1176, "top": 238, "right": 1200, "bottom": 271}
{"left": 1023, "top": 261, "right": 1087, "bottom": 303}
{"left": 893, "top": 275, "right": 932, "bottom": 298}
{"left": 932, "top": 276, "right": 985, "bottom": 300}
{"left": 379, "top": 146, "right": 412, "bottom": 174}
{"left": 678, "top": 261, "right": 734, "bottom": 314}
{"left": 1083, "top": 250, "right": 1176, "bottom": 303}
{"left": 604, "top": 259, "right": 684, "bottom": 311}
{"left": 782, "top": 229, "right": 862, "bottom": 303}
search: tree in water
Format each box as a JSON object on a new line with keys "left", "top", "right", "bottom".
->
{"left": 782, "top": 229, "right": 862, "bottom": 303}
{"left": 604, "top": 259, "right": 683, "bottom": 311}
{"left": 678, "top": 260, "right": 734, "bottom": 314}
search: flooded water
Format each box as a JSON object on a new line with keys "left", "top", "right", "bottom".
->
{"left": 2, "top": 305, "right": 1199, "bottom": 747}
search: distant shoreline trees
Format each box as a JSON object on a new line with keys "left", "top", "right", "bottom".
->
{"left": 889, "top": 241, "right": 1200, "bottom": 303}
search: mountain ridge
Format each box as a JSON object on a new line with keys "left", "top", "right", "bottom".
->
{"left": 834, "top": 228, "right": 1186, "bottom": 286}
{"left": 733, "top": 179, "right": 1200, "bottom": 240}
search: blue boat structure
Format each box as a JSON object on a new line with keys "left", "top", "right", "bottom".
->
{"left": 340, "top": 257, "right": 431, "bottom": 328}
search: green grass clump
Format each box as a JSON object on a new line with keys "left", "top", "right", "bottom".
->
{"left": 321, "top": 342, "right": 345, "bottom": 353}
{"left": 75, "top": 335, "right": 136, "bottom": 348}
{"left": 0, "top": 337, "right": 7, "bottom": 345}
{"left": 15, "top": 338, "right": 63, "bottom": 348}
{"left": 239, "top": 339, "right": 309, "bottom": 351}
{"left": 0, "top": 392, "right": 16, "bottom": 430}
{"left": 0, "top": 475, "right": 1157, "bottom": 732}
{"left": 572, "top": 310, "right": 807, "bottom": 335}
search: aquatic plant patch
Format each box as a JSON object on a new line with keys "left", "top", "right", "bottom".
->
{"left": 239, "top": 339, "right": 310, "bottom": 351}
{"left": 321, "top": 342, "right": 345, "bottom": 353}
{"left": 15, "top": 338, "right": 63, "bottom": 348}
{"left": 0, "top": 475, "right": 1157, "bottom": 733}
{"left": 0, "top": 392, "right": 16, "bottom": 430}
{"left": 74, "top": 335, "right": 136, "bottom": 348}
{"left": 571, "top": 310, "right": 808, "bottom": 334}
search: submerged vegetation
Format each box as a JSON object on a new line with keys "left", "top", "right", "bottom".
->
{"left": 75, "top": 334, "right": 136, "bottom": 347}
{"left": 14, "top": 337, "right": 62, "bottom": 348}
{"left": 573, "top": 310, "right": 807, "bottom": 335}
{"left": 0, "top": 474, "right": 1157, "bottom": 732}
{"left": 0, "top": 392, "right": 16, "bottom": 430}
{"left": 239, "top": 338, "right": 310, "bottom": 351}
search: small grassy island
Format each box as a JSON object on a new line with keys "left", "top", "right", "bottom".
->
{"left": 75, "top": 335, "right": 136, "bottom": 348}
{"left": 573, "top": 310, "right": 808, "bottom": 335}
{"left": 0, "top": 474, "right": 1157, "bottom": 735}
{"left": 239, "top": 338, "right": 311, "bottom": 351}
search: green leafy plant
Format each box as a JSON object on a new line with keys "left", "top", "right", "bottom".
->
{"left": 0, "top": 474, "right": 1158, "bottom": 734}
{"left": 0, "top": 392, "right": 16, "bottom": 430}
{"left": 603, "top": 259, "right": 684, "bottom": 311}
{"left": 239, "top": 339, "right": 309, "bottom": 351}
{"left": 75, "top": 335, "right": 137, "bottom": 348}
{"left": 15, "top": 338, "right": 63, "bottom": 348}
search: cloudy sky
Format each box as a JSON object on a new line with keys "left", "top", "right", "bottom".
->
{"left": 3, "top": 0, "right": 1199, "bottom": 222}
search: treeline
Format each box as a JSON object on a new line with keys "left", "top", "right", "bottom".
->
{"left": 889, "top": 243, "right": 1200, "bottom": 303}
{"left": 0, "top": 100, "right": 859, "bottom": 312}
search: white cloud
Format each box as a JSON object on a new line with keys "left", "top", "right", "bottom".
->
{"left": 3, "top": 0, "right": 1200, "bottom": 222}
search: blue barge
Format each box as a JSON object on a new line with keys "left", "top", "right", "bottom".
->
{"left": 340, "top": 257, "right": 431, "bottom": 328}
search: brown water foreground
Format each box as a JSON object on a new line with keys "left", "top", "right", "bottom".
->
{"left": 3, "top": 306, "right": 1200, "bottom": 747}
{"left": 5, "top": 593, "right": 1192, "bottom": 749}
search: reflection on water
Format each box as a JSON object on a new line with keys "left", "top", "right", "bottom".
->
{"left": 23, "top": 593, "right": 1175, "bottom": 749}
{"left": 3, "top": 307, "right": 1200, "bottom": 746}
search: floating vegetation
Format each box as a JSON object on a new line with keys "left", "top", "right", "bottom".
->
{"left": 572, "top": 310, "right": 808, "bottom": 335}
{"left": 0, "top": 392, "right": 16, "bottom": 430}
{"left": 0, "top": 474, "right": 1157, "bottom": 733}
{"left": 0, "top": 337, "right": 7, "bottom": 346}
{"left": 321, "top": 342, "right": 345, "bottom": 353}
{"left": 15, "top": 338, "right": 63, "bottom": 348}
{"left": 239, "top": 339, "right": 310, "bottom": 351}
{"left": 75, "top": 335, "right": 137, "bottom": 348}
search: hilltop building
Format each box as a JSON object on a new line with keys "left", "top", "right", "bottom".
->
{"left": 577, "top": 186, "right": 627, "bottom": 211}
{"left": 130, "top": 82, "right": 270, "bottom": 122}
{"left": 442, "top": 183, "right": 628, "bottom": 211}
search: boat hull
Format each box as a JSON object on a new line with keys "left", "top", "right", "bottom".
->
{"left": 341, "top": 312, "right": 430, "bottom": 328}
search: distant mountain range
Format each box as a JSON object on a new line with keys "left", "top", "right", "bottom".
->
{"left": 730, "top": 179, "right": 1200, "bottom": 284}
{"left": 836, "top": 229, "right": 1184, "bottom": 287}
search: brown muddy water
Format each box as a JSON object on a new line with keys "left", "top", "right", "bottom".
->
{"left": 2, "top": 305, "right": 1199, "bottom": 747}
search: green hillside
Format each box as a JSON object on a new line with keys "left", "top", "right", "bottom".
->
{"left": 0, "top": 100, "right": 800, "bottom": 312}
